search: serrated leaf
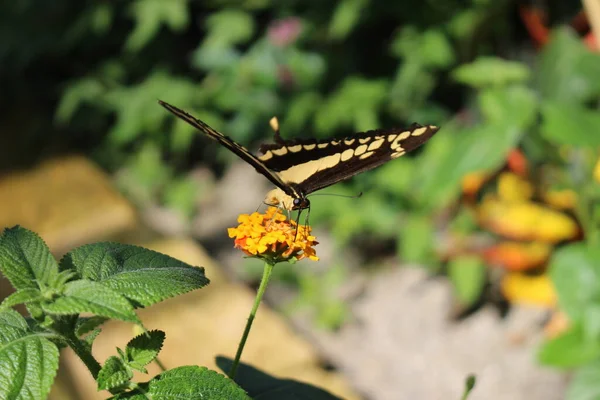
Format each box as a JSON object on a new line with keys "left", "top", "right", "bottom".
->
{"left": 42, "top": 280, "right": 140, "bottom": 324}
{"left": 541, "top": 102, "right": 600, "bottom": 147}
{"left": 98, "top": 356, "right": 133, "bottom": 391}
{"left": 538, "top": 323, "right": 600, "bottom": 367}
{"left": 61, "top": 242, "right": 209, "bottom": 307}
{"left": 0, "top": 226, "right": 59, "bottom": 290}
{"left": 549, "top": 244, "right": 600, "bottom": 322}
{"left": 125, "top": 330, "right": 165, "bottom": 372}
{"left": 0, "top": 309, "right": 59, "bottom": 400}
{"left": 109, "top": 366, "right": 250, "bottom": 400}
{"left": 0, "top": 288, "right": 43, "bottom": 309}
{"left": 448, "top": 256, "right": 486, "bottom": 306}
{"left": 216, "top": 357, "right": 342, "bottom": 400}
{"left": 535, "top": 28, "right": 600, "bottom": 103}
{"left": 566, "top": 360, "right": 600, "bottom": 400}
{"left": 76, "top": 316, "right": 109, "bottom": 337}
{"left": 453, "top": 57, "right": 530, "bottom": 88}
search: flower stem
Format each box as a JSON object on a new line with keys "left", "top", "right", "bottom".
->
{"left": 229, "top": 261, "right": 275, "bottom": 379}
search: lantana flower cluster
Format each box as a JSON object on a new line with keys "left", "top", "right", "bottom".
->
{"left": 228, "top": 207, "right": 318, "bottom": 262}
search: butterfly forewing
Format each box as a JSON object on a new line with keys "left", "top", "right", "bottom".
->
{"left": 158, "top": 100, "right": 300, "bottom": 198}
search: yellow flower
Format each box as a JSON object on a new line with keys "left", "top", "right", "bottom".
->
{"left": 228, "top": 207, "right": 319, "bottom": 262}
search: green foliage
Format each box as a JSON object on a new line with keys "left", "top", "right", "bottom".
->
{"left": 0, "top": 309, "right": 59, "bottom": 400}
{"left": 448, "top": 256, "right": 486, "bottom": 306}
{"left": 0, "top": 226, "right": 348, "bottom": 399}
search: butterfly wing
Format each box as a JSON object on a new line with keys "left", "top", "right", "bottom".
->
{"left": 257, "top": 124, "right": 439, "bottom": 195}
{"left": 158, "top": 100, "right": 300, "bottom": 198}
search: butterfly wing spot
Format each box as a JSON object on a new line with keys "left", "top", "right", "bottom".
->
{"left": 344, "top": 139, "right": 355, "bottom": 145}
{"left": 331, "top": 140, "right": 340, "bottom": 146}
{"left": 355, "top": 144, "right": 368, "bottom": 156}
{"left": 273, "top": 147, "right": 288, "bottom": 156}
{"left": 390, "top": 131, "right": 411, "bottom": 150}
{"left": 259, "top": 151, "right": 273, "bottom": 161}
{"left": 391, "top": 150, "right": 406, "bottom": 159}
{"left": 289, "top": 145, "right": 302, "bottom": 153}
{"left": 367, "top": 138, "right": 385, "bottom": 151}
{"left": 387, "top": 134, "right": 397, "bottom": 142}
{"left": 359, "top": 138, "right": 371, "bottom": 144}
{"left": 303, "top": 144, "right": 316, "bottom": 150}
{"left": 341, "top": 148, "right": 354, "bottom": 162}
{"left": 318, "top": 143, "right": 329, "bottom": 149}
{"left": 412, "top": 126, "right": 430, "bottom": 136}
{"left": 359, "top": 151, "right": 374, "bottom": 159}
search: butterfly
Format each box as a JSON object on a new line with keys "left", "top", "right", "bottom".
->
{"left": 159, "top": 100, "right": 440, "bottom": 211}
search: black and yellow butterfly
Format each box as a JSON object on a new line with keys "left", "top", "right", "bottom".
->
{"left": 159, "top": 100, "right": 440, "bottom": 211}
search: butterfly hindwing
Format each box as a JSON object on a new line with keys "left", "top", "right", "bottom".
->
{"left": 258, "top": 124, "right": 439, "bottom": 195}
{"left": 158, "top": 101, "right": 299, "bottom": 198}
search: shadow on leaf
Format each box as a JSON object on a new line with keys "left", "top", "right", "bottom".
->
{"left": 216, "top": 356, "right": 344, "bottom": 400}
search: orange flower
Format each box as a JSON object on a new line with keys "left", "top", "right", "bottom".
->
{"left": 227, "top": 207, "right": 319, "bottom": 262}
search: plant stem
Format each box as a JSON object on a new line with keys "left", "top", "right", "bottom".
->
{"left": 63, "top": 332, "right": 102, "bottom": 378}
{"left": 228, "top": 261, "right": 275, "bottom": 379}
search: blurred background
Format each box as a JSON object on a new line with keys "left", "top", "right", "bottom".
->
{"left": 1, "top": 0, "right": 600, "bottom": 399}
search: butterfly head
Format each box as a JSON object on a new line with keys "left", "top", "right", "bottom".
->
{"left": 292, "top": 197, "right": 310, "bottom": 210}
{"left": 265, "top": 188, "right": 310, "bottom": 211}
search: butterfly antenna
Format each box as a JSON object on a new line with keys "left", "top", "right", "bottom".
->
{"left": 308, "top": 191, "right": 363, "bottom": 199}
{"left": 270, "top": 117, "right": 284, "bottom": 144}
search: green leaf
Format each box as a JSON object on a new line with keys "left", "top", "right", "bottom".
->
{"left": 448, "top": 256, "right": 486, "bottom": 306}
{"left": 98, "top": 356, "right": 133, "bottom": 391}
{"left": 0, "top": 226, "right": 59, "bottom": 290}
{"left": 538, "top": 323, "right": 600, "bottom": 367}
{"left": 61, "top": 242, "right": 209, "bottom": 307}
{"left": 216, "top": 357, "right": 342, "bottom": 400}
{"left": 205, "top": 9, "right": 255, "bottom": 46}
{"left": 418, "top": 30, "right": 455, "bottom": 68}
{"left": 0, "top": 309, "right": 60, "bottom": 400}
{"left": 453, "top": 57, "right": 530, "bottom": 88}
{"left": 478, "top": 86, "right": 538, "bottom": 126}
{"left": 328, "top": 0, "right": 368, "bottom": 40}
{"left": 314, "top": 77, "right": 387, "bottom": 135}
{"left": 398, "top": 214, "right": 435, "bottom": 265}
{"left": 416, "top": 86, "right": 536, "bottom": 208}
{"left": 42, "top": 280, "right": 141, "bottom": 324}
{"left": 566, "top": 360, "right": 600, "bottom": 400}
{"left": 549, "top": 244, "right": 600, "bottom": 322}
{"left": 461, "top": 375, "right": 477, "bottom": 400}
{"left": 109, "top": 366, "right": 251, "bottom": 400}
{"left": 536, "top": 28, "right": 600, "bottom": 103}
{"left": 125, "top": 0, "right": 189, "bottom": 52}
{"left": 0, "top": 288, "right": 43, "bottom": 309}
{"left": 541, "top": 102, "right": 600, "bottom": 147}
{"left": 75, "top": 316, "right": 109, "bottom": 337}
{"left": 125, "top": 330, "right": 165, "bottom": 372}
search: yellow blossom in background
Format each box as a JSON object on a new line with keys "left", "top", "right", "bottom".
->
{"left": 461, "top": 171, "right": 490, "bottom": 196}
{"left": 542, "top": 189, "right": 578, "bottom": 210}
{"left": 501, "top": 273, "right": 556, "bottom": 307}
{"left": 228, "top": 207, "right": 318, "bottom": 262}
{"left": 478, "top": 195, "right": 579, "bottom": 243}
{"left": 497, "top": 172, "right": 534, "bottom": 202}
